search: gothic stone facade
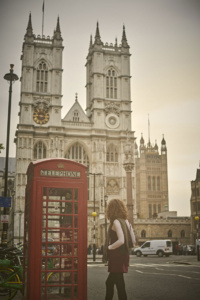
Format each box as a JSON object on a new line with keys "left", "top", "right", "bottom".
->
{"left": 13, "top": 15, "right": 136, "bottom": 247}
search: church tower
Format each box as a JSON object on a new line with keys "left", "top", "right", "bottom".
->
{"left": 14, "top": 14, "right": 64, "bottom": 242}
{"left": 86, "top": 23, "right": 132, "bottom": 131}
{"left": 84, "top": 23, "right": 135, "bottom": 244}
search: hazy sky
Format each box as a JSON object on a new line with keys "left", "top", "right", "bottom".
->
{"left": 0, "top": 0, "right": 199, "bottom": 216}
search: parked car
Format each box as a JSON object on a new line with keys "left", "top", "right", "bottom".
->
{"left": 134, "top": 240, "right": 173, "bottom": 257}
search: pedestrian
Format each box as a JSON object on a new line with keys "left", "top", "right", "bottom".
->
{"left": 103, "top": 199, "right": 136, "bottom": 300}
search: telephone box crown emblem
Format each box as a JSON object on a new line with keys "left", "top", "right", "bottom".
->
{"left": 57, "top": 163, "right": 65, "bottom": 169}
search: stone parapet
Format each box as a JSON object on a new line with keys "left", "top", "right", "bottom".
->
{"left": 134, "top": 217, "right": 190, "bottom": 225}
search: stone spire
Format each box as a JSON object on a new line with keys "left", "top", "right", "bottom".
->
{"left": 75, "top": 93, "right": 78, "bottom": 102}
{"left": 94, "top": 22, "right": 103, "bottom": 45}
{"left": 121, "top": 25, "right": 129, "bottom": 48}
{"left": 25, "top": 13, "right": 34, "bottom": 38}
{"left": 89, "top": 35, "right": 93, "bottom": 49}
{"left": 161, "top": 134, "right": 167, "bottom": 153}
{"left": 53, "top": 16, "right": 63, "bottom": 40}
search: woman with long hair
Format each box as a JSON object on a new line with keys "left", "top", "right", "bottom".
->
{"left": 103, "top": 199, "right": 135, "bottom": 300}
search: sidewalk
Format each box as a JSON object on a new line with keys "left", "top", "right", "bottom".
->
{"left": 87, "top": 254, "right": 200, "bottom": 265}
{"left": 171, "top": 254, "right": 200, "bottom": 266}
{"left": 87, "top": 254, "right": 104, "bottom": 264}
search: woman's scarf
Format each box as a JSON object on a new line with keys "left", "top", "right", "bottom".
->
{"left": 103, "top": 218, "right": 131, "bottom": 263}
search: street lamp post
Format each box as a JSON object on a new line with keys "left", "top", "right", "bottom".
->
{"left": 1, "top": 65, "right": 18, "bottom": 246}
{"left": 104, "top": 195, "right": 108, "bottom": 240}
{"left": 89, "top": 172, "right": 102, "bottom": 261}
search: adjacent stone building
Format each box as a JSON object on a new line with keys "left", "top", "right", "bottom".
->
{"left": 190, "top": 168, "right": 200, "bottom": 244}
{"left": 134, "top": 137, "right": 191, "bottom": 246}
{"left": 135, "top": 135, "right": 168, "bottom": 219}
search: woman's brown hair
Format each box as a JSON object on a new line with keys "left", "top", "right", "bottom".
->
{"left": 106, "top": 199, "right": 128, "bottom": 223}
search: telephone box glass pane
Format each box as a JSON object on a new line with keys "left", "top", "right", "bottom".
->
{"left": 75, "top": 189, "right": 78, "bottom": 201}
{"left": 48, "top": 201, "right": 73, "bottom": 214}
{"left": 74, "top": 216, "right": 78, "bottom": 228}
{"left": 49, "top": 188, "right": 73, "bottom": 200}
{"left": 41, "top": 186, "right": 81, "bottom": 298}
{"left": 74, "top": 244, "right": 78, "bottom": 256}
{"left": 45, "top": 287, "right": 72, "bottom": 299}
{"left": 74, "top": 258, "right": 78, "bottom": 270}
{"left": 74, "top": 230, "right": 78, "bottom": 242}
{"left": 74, "top": 272, "right": 78, "bottom": 285}
{"left": 74, "top": 286, "right": 78, "bottom": 299}
{"left": 74, "top": 202, "right": 78, "bottom": 214}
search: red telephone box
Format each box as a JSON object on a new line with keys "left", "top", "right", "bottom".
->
{"left": 23, "top": 159, "right": 87, "bottom": 300}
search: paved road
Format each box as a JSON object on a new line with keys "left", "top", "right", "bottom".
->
{"left": 13, "top": 255, "right": 200, "bottom": 299}
{"left": 88, "top": 255, "right": 200, "bottom": 300}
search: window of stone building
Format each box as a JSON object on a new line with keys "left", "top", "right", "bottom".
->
{"left": 152, "top": 176, "right": 156, "bottom": 191}
{"left": 157, "top": 176, "right": 160, "bottom": 191}
{"left": 158, "top": 204, "right": 161, "bottom": 213}
{"left": 36, "top": 61, "right": 48, "bottom": 93}
{"left": 73, "top": 111, "right": 79, "bottom": 122}
{"left": 168, "top": 230, "right": 172, "bottom": 238}
{"left": 141, "top": 230, "right": 146, "bottom": 238}
{"left": 193, "top": 202, "right": 197, "bottom": 212}
{"left": 34, "top": 141, "right": 46, "bottom": 160}
{"left": 153, "top": 204, "right": 156, "bottom": 214}
{"left": 106, "top": 68, "right": 117, "bottom": 99}
{"left": 149, "top": 204, "right": 152, "bottom": 218}
{"left": 65, "top": 143, "right": 89, "bottom": 168}
{"left": 106, "top": 144, "right": 118, "bottom": 162}
{"left": 148, "top": 176, "right": 151, "bottom": 191}
{"left": 180, "top": 230, "right": 185, "bottom": 238}
{"left": 198, "top": 202, "right": 200, "bottom": 211}
{"left": 65, "top": 143, "right": 90, "bottom": 200}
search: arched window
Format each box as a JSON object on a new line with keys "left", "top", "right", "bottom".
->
{"left": 36, "top": 61, "right": 48, "bottom": 93}
{"left": 149, "top": 204, "right": 152, "bottom": 218}
{"left": 157, "top": 176, "right": 160, "bottom": 191}
{"left": 106, "top": 68, "right": 117, "bottom": 99}
{"left": 73, "top": 110, "right": 79, "bottom": 122}
{"left": 152, "top": 176, "right": 156, "bottom": 191}
{"left": 65, "top": 143, "right": 90, "bottom": 201}
{"left": 106, "top": 144, "right": 118, "bottom": 162}
{"left": 65, "top": 142, "right": 89, "bottom": 168}
{"left": 148, "top": 176, "right": 151, "bottom": 191}
{"left": 180, "top": 230, "right": 185, "bottom": 238}
{"left": 141, "top": 230, "right": 146, "bottom": 238}
{"left": 168, "top": 230, "right": 172, "bottom": 238}
{"left": 34, "top": 141, "right": 46, "bottom": 160}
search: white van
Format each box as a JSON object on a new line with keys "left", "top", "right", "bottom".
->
{"left": 134, "top": 240, "right": 173, "bottom": 257}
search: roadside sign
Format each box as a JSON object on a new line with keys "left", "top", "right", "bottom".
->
{"left": 1, "top": 215, "right": 9, "bottom": 223}
{"left": 0, "top": 197, "right": 11, "bottom": 208}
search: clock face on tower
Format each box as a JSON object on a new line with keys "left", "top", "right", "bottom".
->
{"left": 33, "top": 108, "right": 49, "bottom": 125}
{"left": 105, "top": 113, "right": 120, "bottom": 129}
